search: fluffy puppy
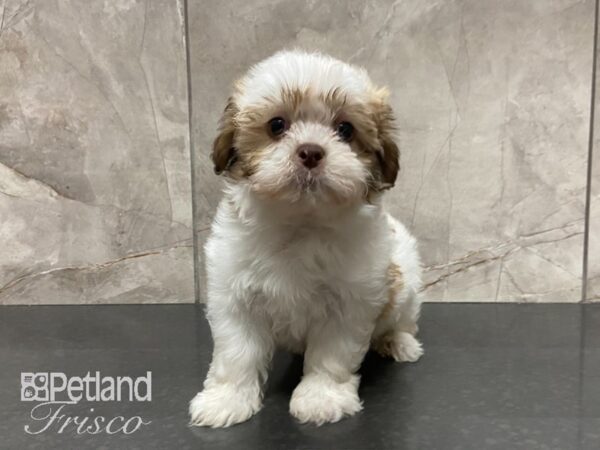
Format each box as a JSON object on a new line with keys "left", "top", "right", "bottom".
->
{"left": 190, "top": 50, "right": 423, "bottom": 427}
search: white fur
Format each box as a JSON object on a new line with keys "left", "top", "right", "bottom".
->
{"left": 189, "top": 51, "right": 423, "bottom": 428}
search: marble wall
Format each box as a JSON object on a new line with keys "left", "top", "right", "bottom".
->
{"left": 0, "top": 0, "right": 194, "bottom": 303}
{"left": 1, "top": 0, "right": 597, "bottom": 304}
{"left": 588, "top": 13, "right": 600, "bottom": 302}
{"left": 188, "top": 0, "right": 595, "bottom": 303}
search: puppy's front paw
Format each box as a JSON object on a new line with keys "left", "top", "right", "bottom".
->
{"left": 289, "top": 374, "right": 362, "bottom": 425}
{"left": 189, "top": 384, "right": 261, "bottom": 428}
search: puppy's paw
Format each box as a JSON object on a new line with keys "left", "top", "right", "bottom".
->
{"left": 374, "top": 331, "right": 424, "bottom": 362}
{"left": 289, "top": 374, "right": 362, "bottom": 425}
{"left": 189, "top": 384, "right": 261, "bottom": 428}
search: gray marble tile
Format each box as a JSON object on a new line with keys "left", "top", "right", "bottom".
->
{"left": 188, "top": 0, "right": 593, "bottom": 302}
{"left": 0, "top": 0, "right": 194, "bottom": 303}
{"left": 588, "top": 16, "right": 600, "bottom": 302}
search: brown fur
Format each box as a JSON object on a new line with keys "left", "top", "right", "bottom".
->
{"left": 372, "top": 263, "right": 406, "bottom": 358}
{"left": 212, "top": 98, "right": 239, "bottom": 175}
{"left": 379, "top": 263, "right": 404, "bottom": 319}
{"left": 368, "top": 89, "right": 400, "bottom": 190}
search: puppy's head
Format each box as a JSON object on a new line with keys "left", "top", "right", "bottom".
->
{"left": 212, "top": 51, "right": 399, "bottom": 207}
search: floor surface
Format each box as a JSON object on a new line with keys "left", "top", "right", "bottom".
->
{"left": 0, "top": 303, "right": 598, "bottom": 450}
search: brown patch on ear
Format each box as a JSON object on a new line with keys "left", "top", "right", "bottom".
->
{"left": 370, "top": 88, "right": 400, "bottom": 190}
{"left": 377, "top": 136, "right": 400, "bottom": 188}
{"left": 212, "top": 98, "right": 239, "bottom": 176}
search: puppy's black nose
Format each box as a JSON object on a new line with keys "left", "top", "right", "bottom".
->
{"left": 297, "top": 144, "right": 324, "bottom": 169}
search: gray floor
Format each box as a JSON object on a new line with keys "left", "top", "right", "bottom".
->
{"left": 0, "top": 304, "right": 598, "bottom": 450}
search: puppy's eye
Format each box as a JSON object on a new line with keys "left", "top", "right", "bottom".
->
{"left": 268, "top": 117, "right": 288, "bottom": 137}
{"left": 337, "top": 121, "right": 354, "bottom": 142}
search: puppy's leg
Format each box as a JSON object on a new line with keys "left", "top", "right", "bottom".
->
{"left": 189, "top": 306, "right": 273, "bottom": 428}
{"left": 289, "top": 314, "right": 372, "bottom": 425}
{"left": 372, "top": 287, "right": 424, "bottom": 363}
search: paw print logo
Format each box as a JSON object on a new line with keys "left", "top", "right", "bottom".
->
{"left": 21, "top": 373, "right": 49, "bottom": 402}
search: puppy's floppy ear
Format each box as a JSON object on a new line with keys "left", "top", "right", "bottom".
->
{"left": 377, "top": 134, "right": 400, "bottom": 189}
{"left": 371, "top": 88, "right": 400, "bottom": 189}
{"left": 212, "top": 97, "right": 239, "bottom": 175}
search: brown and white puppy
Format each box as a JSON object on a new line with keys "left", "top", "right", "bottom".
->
{"left": 190, "top": 50, "right": 423, "bottom": 427}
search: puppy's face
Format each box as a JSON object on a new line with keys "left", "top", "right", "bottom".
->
{"left": 212, "top": 51, "right": 399, "bottom": 207}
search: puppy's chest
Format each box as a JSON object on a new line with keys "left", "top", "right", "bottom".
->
{"left": 245, "top": 227, "right": 362, "bottom": 304}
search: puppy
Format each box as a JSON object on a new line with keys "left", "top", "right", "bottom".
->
{"left": 190, "top": 50, "right": 423, "bottom": 427}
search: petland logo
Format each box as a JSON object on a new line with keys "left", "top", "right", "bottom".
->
{"left": 21, "top": 372, "right": 152, "bottom": 435}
